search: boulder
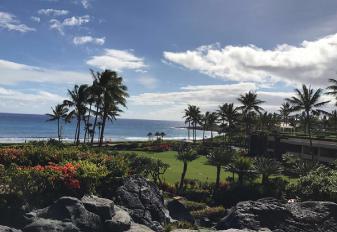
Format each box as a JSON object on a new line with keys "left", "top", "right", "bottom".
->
{"left": 24, "top": 197, "right": 102, "bottom": 232}
{"left": 128, "top": 223, "right": 154, "bottom": 232}
{"left": 216, "top": 198, "right": 337, "bottom": 232}
{"left": 0, "top": 225, "right": 22, "bottom": 232}
{"left": 81, "top": 195, "right": 115, "bottom": 220}
{"left": 23, "top": 218, "right": 80, "bottom": 232}
{"left": 105, "top": 206, "right": 131, "bottom": 231}
{"left": 166, "top": 199, "right": 194, "bottom": 223}
{"left": 114, "top": 176, "right": 169, "bottom": 231}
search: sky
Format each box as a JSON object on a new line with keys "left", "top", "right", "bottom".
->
{"left": 1, "top": 0, "right": 337, "bottom": 120}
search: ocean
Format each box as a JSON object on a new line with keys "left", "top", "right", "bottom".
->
{"left": 0, "top": 113, "right": 210, "bottom": 143}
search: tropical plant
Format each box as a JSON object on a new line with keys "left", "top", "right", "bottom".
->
{"left": 147, "top": 132, "right": 153, "bottom": 141}
{"left": 226, "top": 154, "right": 254, "bottom": 184}
{"left": 184, "top": 105, "right": 201, "bottom": 142}
{"left": 160, "top": 132, "right": 166, "bottom": 140}
{"left": 217, "top": 103, "right": 240, "bottom": 146}
{"left": 237, "top": 91, "right": 264, "bottom": 136}
{"left": 46, "top": 104, "right": 68, "bottom": 141}
{"left": 206, "top": 147, "right": 234, "bottom": 192}
{"left": 279, "top": 102, "right": 292, "bottom": 131}
{"left": 254, "top": 157, "right": 282, "bottom": 184}
{"left": 63, "top": 84, "right": 89, "bottom": 144}
{"left": 286, "top": 84, "right": 329, "bottom": 160}
{"left": 175, "top": 143, "right": 199, "bottom": 192}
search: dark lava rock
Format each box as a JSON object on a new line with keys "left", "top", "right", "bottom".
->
{"left": 216, "top": 197, "right": 337, "bottom": 232}
{"left": 24, "top": 197, "right": 101, "bottom": 232}
{"left": 114, "top": 176, "right": 169, "bottom": 231}
{"left": 0, "top": 225, "right": 22, "bottom": 232}
{"left": 81, "top": 195, "right": 115, "bottom": 220}
{"left": 104, "top": 206, "right": 131, "bottom": 231}
{"left": 166, "top": 199, "right": 194, "bottom": 223}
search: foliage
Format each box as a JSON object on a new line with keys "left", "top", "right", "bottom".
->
{"left": 287, "top": 166, "right": 337, "bottom": 202}
{"left": 254, "top": 157, "right": 282, "bottom": 184}
{"left": 191, "top": 206, "right": 226, "bottom": 221}
{"left": 226, "top": 154, "right": 255, "bottom": 184}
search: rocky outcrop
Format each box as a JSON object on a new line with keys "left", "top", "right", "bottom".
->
{"left": 166, "top": 199, "right": 194, "bottom": 223}
{"left": 114, "top": 176, "right": 170, "bottom": 231}
{"left": 18, "top": 195, "right": 155, "bottom": 232}
{"left": 0, "top": 225, "right": 22, "bottom": 232}
{"left": 216, "top": 198, "right": 337, "bottom": 232}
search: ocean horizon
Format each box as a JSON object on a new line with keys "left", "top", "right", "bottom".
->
{"left": 0, "top": 112, "right": 209, "bottom": 143}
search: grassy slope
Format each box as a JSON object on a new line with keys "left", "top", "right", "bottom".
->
{"left": 120, "top": 150, "right": 234, "bottom": 184}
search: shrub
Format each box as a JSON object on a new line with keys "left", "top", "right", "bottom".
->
{"left": 191, "top": 206, "right": 226, "bottom": 221}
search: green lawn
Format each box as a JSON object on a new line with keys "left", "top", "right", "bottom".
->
{"left": 119, "top": 150, "right": 235, "bottom": 184}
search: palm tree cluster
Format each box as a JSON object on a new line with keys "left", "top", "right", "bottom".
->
{"left": 182, "top": 79, "right": 337, "bottom": 160}
{"left": 47, "top": 69, "right": 128, "bottom": 146}
{"left": 147, "top": 131, "right": 166, "bottom": 141}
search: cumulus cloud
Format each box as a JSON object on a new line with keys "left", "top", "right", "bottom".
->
{"left": 0, "top": 87, "right": 64, "bottom": 114}
{"left": 30, "top": 16, "right": 41, "bottom": 23}
{"left": 73, "top": 36, "right": 105, "bottom": 45}
{"left": 0, "top": 11, "right": 35, "bottom": 32}
{"left": 0, "top": 59, "right": 91, "bottom": 85}
{"left": 49, "top": 15, "right": 90, "bottom": 34}
{"left": 87, "top": 49, "right": 147, "bottom": 71}
{"left": 80, "top": 0, "right": 91, "bottom": 8}
{"left": 137, "top": 76, "right": 158, "bottom": 89}
{"left": 38, "top": 9, "right": 69, "bottom": 16}
{"left": 163, "top": 33, "right": 337, "bottom": 86}
{"left": 128, "top": 83, "right": 295, "bottom": 120}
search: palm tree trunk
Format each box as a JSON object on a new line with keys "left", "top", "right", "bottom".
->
{"left": 57, "top": 118, "right": 60, "bottom": 141}
{"left": 74, "top": 122, "right": 79, "bottom": 144}
{"left": 99, "top": 112, "right": 107, "bottom": 147}
{"left": 215, "top": 165, "right": 221, "bottom": 192}
{"left": 307, "top": 116, "right": 314, "bottom": 161}
{"left": 202, "top": 125, "right": 205, "bottom": 143}
{"left": 76, "top": 116, "right": 81, "bottom": 145}
{"left": 188, "top": 121, "right": 190, "bottom": 140}
{"left": 91, "top": 105, "right": 99, "bottom": 144}
{"left": 179, "top": 161, "right": 188, "bottom": 193}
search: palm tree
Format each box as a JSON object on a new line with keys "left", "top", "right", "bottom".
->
{"left": 90, "top": 70, "right": 104, "bottom": 144}
{"left": 226, "top": 154, "right": 254, "bottom": 184}
{"left": 286, "top": 84, "right": 329, "bottom": 160}
{"left": 237, "top": 92, "right": 265, "bottom": 136}
{"left": 329, "top": 110, "right": 337, "bottom": 132}
{"left": 147, "top": 132, "right": 153, "bottom": 141}
{"left": 254, "top": 157, "right": 282, "bottom": 185}
{"left": 183, "top": 107, "right": 192, "bottom": 141}
{"left": 176, "top": 143, "right": 199, "bottom": 192}
{"left": 160, "top": 132, "right": 166, "bottom": 140}
{"left": 155, "top": 131, "right": 160, "bottom": 140}
{"left": 46, "top": 104, "right": 68, "bottom": 141}
{"left": 206, "top": 147, "right": 234, "bottom": 192}
{"left": 184, "top": 105, "right": 201, "bottom": 142}
{"left": 279, "top": 102, "right": 292, "bottom": 132}
{"left": 63, "top": 84, "right": 88, "bottom": 144}
{"left": 217, "top": 103, "right": 239, "bottom": 146}
{"left": 201, "top": 111, "right": 211, "bottom": 142}
{"left": 98, "top": 70, "right": 128, "bottom": 146}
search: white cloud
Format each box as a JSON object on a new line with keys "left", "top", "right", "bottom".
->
{"left": 163, "top": 33, "right": 337, "bottom": 86}
{"left": 0, "top": 11, "right": 35, "bottom": 32}
{"left": 128, "top": 83, "right": 296, "bottom": 120}
{"left": 31, "top": 16, "right": 41, "bottom": 23}
{"left": 38, "top": 9, "right": 69, "bottom": 16}
{"left": 0, "top": 59, "right": 91, "bottom": 85}
{"left": 0, "top": 87, "right": 64, "bottom": 114}
{"left": 87, "top": 49, "right": 147, "bottom": 71}
{"left": 49, "top": 15, "right": 90, "bottom": 34}
{"left": 137, "top": 76, "right": 158, "bottom": 89}
{"left": 73, "top": 36, "right": 105, "bottom": 45}
{"left": 80, "top": 0, "right": 91, "bottom": 8}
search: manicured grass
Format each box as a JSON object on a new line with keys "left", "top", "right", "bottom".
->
{"left": 119, "top": 150, "right": 235, "bottom": 184}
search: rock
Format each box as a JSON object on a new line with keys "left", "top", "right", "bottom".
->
{"left": 166, "top": 199, "right": 194, "bottom": 224}
{"left": 23, "top": 218, "right": 80, "bottom": 232}
{"left": 216, "top": 198, "right": 337, "bottom": 232}
{"left": 105, "top": 206, "right": 131, "bottom": 231}
{"left": 24, "top": 197, "right": 102, "bottom": 232}
{"left": 127, "top": 223, "right": 154, "bottom": 232}
{"left": 114, "top": 176, "right": 169, "bottom": 231}
{"left": 0, "top": 225, "right": 22, "bottom": 232}
{"left": 81, "top": 195, "right": 115, "bottom": 220}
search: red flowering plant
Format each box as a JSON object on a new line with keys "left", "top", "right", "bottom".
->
{"left": 0, "top": 148, "right": 26, "bottom": 166}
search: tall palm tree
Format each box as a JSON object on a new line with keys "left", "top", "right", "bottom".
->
{"left": 46, "top": 104, "right": 68, "bottom": 141}
{"left": 184, "top": 105, "right": 201, "bottom": 142}
{"left": 206, "top": 147, "right": 234, "bottom": 192}
{"left": 286, "top": 84, "right": 329, "bottom": 160}
{"left": 279, "top": 102, "right": 292, "bottom": 132}
{"left": 63, "top": 84, "right": 88, "bottom": 144}
{"left": 329, "top": 110, "right": 337, "bottom": 132}
{"left": 201, "top": 111, "right": 211, "bottom": 142}
{"left": 160, "top": 132, "right": 166, "bottom": 140}
{"left": 217, "top": 103, "right": 239, "bottom": 146}
{"left": 237, "top": 92, "right": 265, "bottom": 136}
{"left": 98, "top": 70, "right": 128, "bottom": 146}
{"left": 147, "top": 132, "right": 153, "bottom": 141}
{"left": 176, "top": 143, "right": 199, "bottom": 192}
{"left": 90, "top": 70, "right": 104, "bottom": 144}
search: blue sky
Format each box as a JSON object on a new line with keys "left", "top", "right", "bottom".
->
{"left": 1, "top": 0, "right": 337, "bottom": 120}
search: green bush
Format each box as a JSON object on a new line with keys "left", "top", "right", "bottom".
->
{"left": 191, "top": 206, "right": 225, "bottom": 221}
